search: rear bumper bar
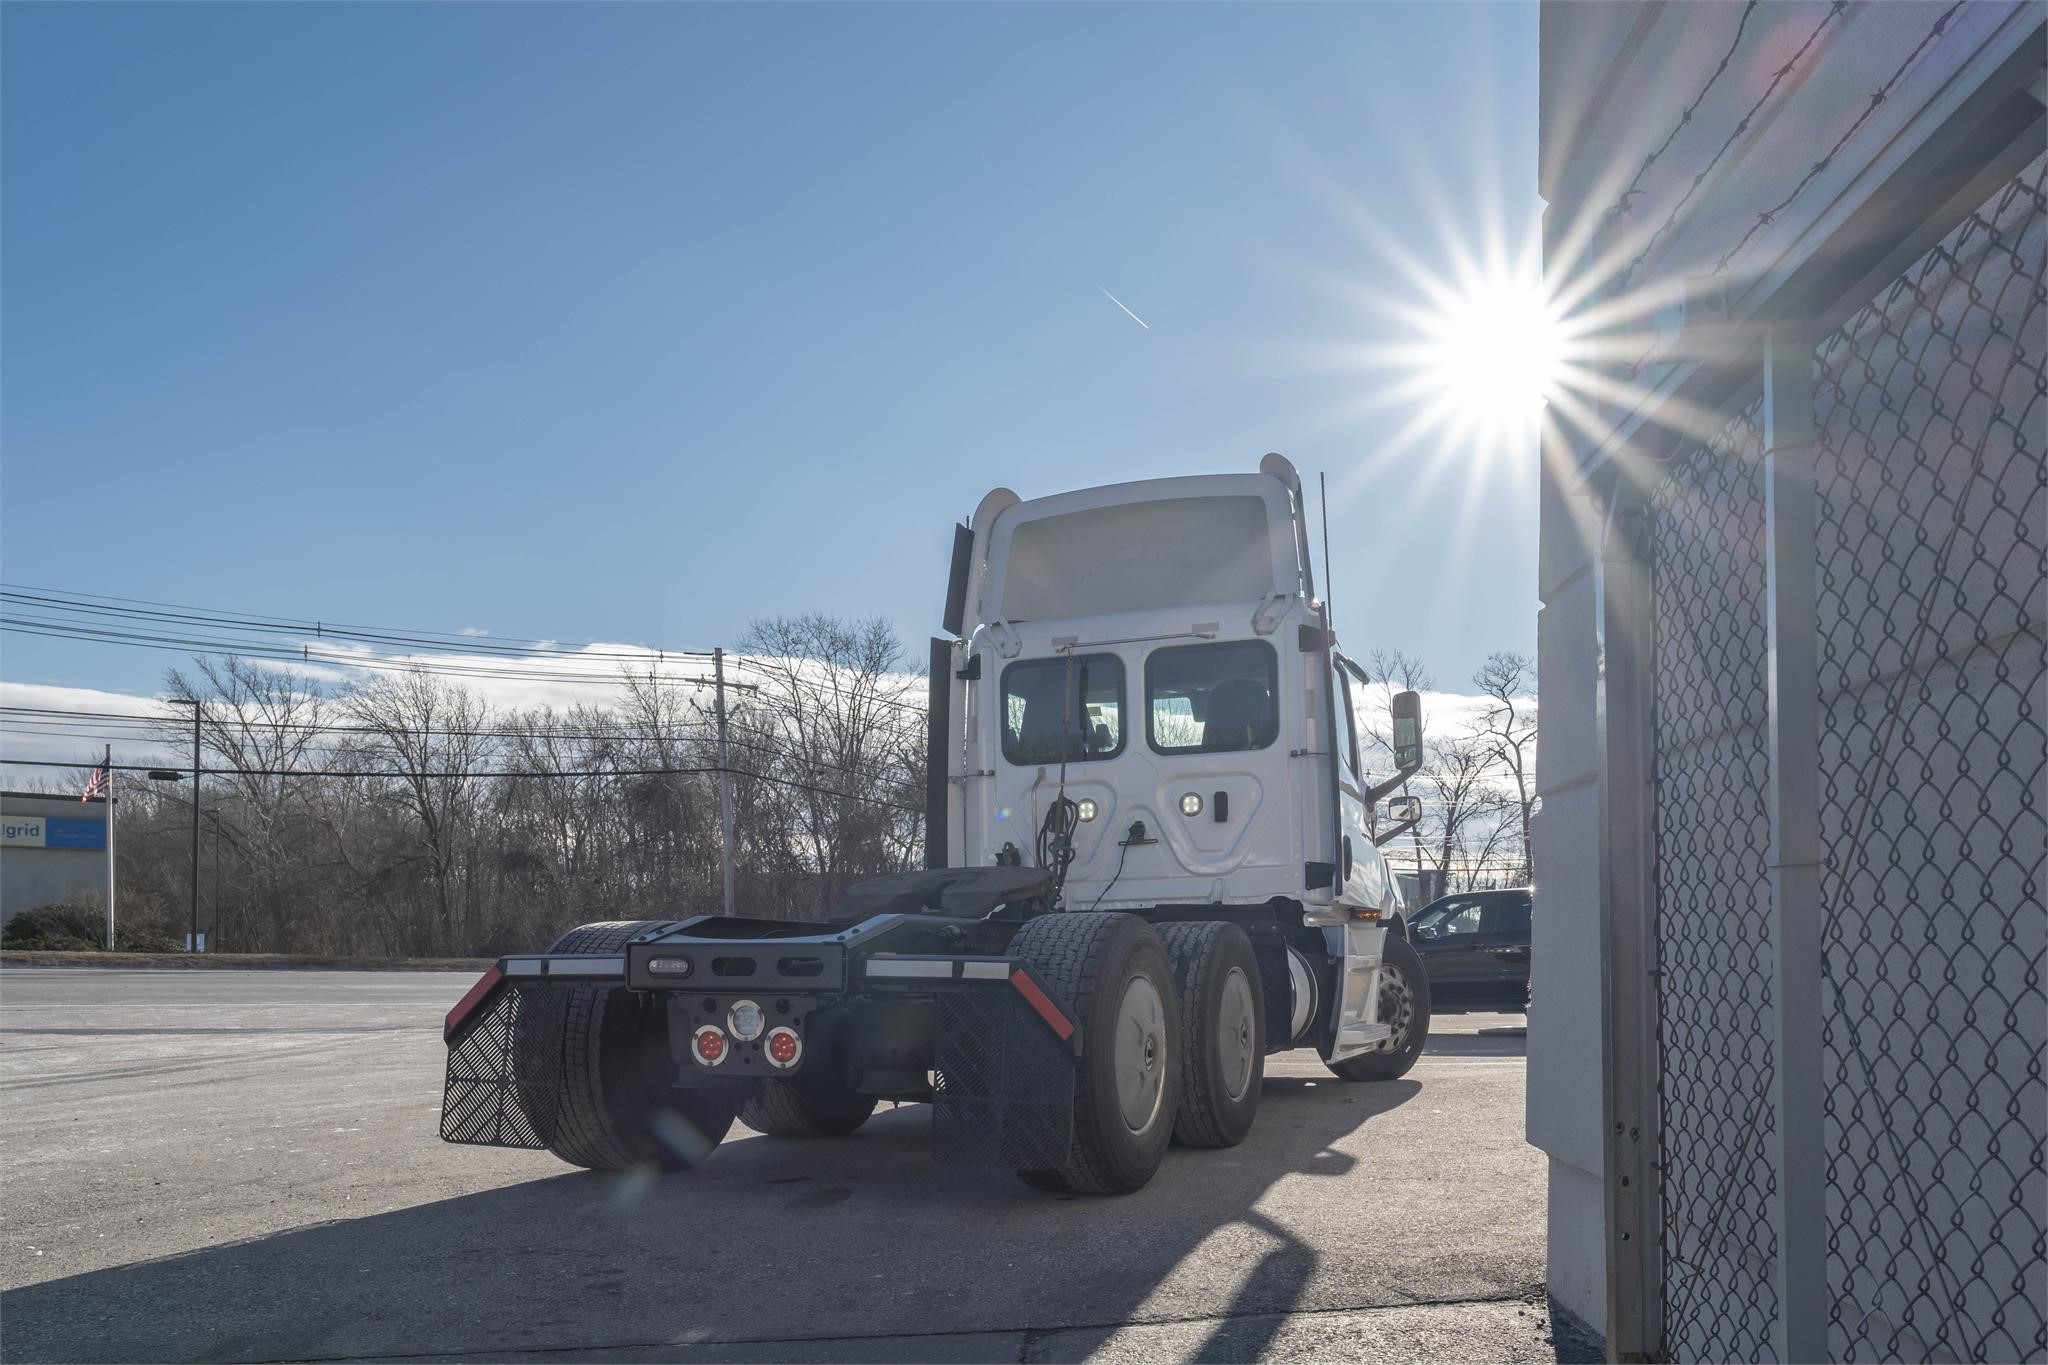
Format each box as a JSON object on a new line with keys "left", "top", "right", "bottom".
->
{"left": 447, "top": 946, "right": 1080, "bottom": 1055}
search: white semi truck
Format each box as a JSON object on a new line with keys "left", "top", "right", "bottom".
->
{"left": 440, "top": 454, "right": 1430, "bottom": 1194}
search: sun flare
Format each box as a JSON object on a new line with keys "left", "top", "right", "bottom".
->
{"left": 1419, "top": 273, "right": 1564, "bottom": 422}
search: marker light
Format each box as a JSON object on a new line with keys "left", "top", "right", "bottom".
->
{"left": 1076, "top": 799, "right": 1098, "bottom": 823}
{"left": 1179, "top": 792, "right": 1204, "bottom": 817}
{"left": 728, "top": 999, "right": 765, "bottom": 1042}
{"left": 647, "top": 957, "right": 694, "bottom": 977}
{"left": 765, "top": 1026, "right": 802, "bottom": 1069}
{"left": 692, "top": 1025, "right": 728, "bottom": 1066}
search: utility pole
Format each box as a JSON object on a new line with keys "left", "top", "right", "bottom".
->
{"left": 102, "top": 745, "right": 116, "bottom": 950}
{"left": 713, "top": 648, "right": 736, "bottom": 916}
{"left": 169, "top": 699, "right": 202, "bottom": 952}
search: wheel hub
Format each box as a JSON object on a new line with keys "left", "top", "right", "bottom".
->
{"left": 1218, "top": 966, "right": 1257, "bottom": 1101}
{"left": 1115, "top": 974, "right": 1167, "bottom": 1133}
{"left": 1378, "top": 962, "right": 1415, "bottom": 1053}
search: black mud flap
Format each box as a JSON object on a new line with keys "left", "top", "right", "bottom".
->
{"left": 930, "top": 981, "right": 1077, "bottom": 1171}
{"left": 439, "top": 983, "right": 565, "bottom": 1150}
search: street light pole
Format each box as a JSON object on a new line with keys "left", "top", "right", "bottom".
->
{"left": 169, "top": 699, "right": 202, "bottom": 952}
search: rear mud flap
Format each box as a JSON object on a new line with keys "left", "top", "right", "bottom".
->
{"left": 931, "top": 988, "right": 1075, "bottom": 1170}
{"left": 440, "top": 984, "right": 563, "bottom": 1150}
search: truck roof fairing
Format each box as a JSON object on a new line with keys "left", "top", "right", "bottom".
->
{"left": 961, "top": 456, "right": 1314, "bottom": 633}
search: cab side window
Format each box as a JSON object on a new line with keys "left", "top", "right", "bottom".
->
{"left": 1334, "top": 659, "right": 1363, "bottom": 780}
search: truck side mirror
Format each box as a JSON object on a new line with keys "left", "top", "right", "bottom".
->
{"left": 1373, "top": 794, "right": 1422, "bottom": 847}
{"left": 1390, "top": 690, "right": 1423, "bottom": 777}
{"left": 1363, "top": 690, "right": 1426, "bottom": 806}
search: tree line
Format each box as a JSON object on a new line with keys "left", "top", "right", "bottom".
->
{"left": 14, "top": 620, "right": 1533, "bottom": 956}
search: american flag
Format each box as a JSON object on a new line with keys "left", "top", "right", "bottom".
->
{"left": 82, "top": 758, "right": 111, "bottom": 802}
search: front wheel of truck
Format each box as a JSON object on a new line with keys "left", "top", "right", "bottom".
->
{"left": 517, "top": 920, "right": 737, "bottom": 1173}
{"left": 1321, "top": 933, "right": 1432, "bottom": 1082}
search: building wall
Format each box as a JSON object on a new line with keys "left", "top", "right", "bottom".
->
{"left": 2, "top": 792, "right": 111, "bottom": 926}
{"left": 1535, "top": 2, "right": 2044, "bottom": 1357}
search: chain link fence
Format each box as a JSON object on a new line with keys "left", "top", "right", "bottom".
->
{"left": 1813, "top": 152, "right": 2046, "bottom": 1364}
{"left": 1644, "top": 148, "right": 2045, "bottom": 1363}
{"left": 1649, "top": 394, "right": 1780, "bottom": 1364}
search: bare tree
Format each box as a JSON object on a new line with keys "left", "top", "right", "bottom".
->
{"left": 1471, "top": 652, "right": 1537, "bottom": 883}
{"left": 162, "top": 657, "right": 332, "bottom": 950}
{"left": 1411, "top": 730, "right": 1516, "bottom": 893}
{"left": 736, "top": 615, "right": 925, "bottom": 913}
{"left": 343, "top": 670, "right": 494, "bottom": 953}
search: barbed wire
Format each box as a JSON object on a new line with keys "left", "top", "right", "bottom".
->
{"left": 1607, "top": 1, "right": 1760, "bottom": 229}
{"left": 1713, "top": 0, "right": 1968, "bottom": 274}
{"left": 1619, "top": 1, "right": 1848, "bottom": 293}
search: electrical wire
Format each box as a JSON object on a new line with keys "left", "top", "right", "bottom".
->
{"left": 0, "top": 756, "right": 924, "bottom": 816}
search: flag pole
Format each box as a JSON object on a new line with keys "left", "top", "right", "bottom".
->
{"left": 104, "top": 744, "right": 116, "bottom": 951}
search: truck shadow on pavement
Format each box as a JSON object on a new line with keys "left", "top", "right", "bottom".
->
{"left": 0, "top": 1071, "right": 1552, "bottom": 1364}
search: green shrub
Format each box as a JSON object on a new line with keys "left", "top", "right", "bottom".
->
{"left": 3, "top": 901, "right": 178, "bottom": 952}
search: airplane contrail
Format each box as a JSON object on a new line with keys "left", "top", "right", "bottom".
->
{"left": 1099, "top": 288, "right": 1150, "bottom": 330}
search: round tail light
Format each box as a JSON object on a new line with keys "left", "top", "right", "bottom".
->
{"left": 692, "top": 1025, "right": 728, "bottom": 1066}
{"left": 765, "top": 1026, "right": 802, "bottom": 1069}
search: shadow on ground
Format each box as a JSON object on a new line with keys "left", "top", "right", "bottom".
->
{"left": 0, "top": 1071, "right": 1550, "bottom": 1362}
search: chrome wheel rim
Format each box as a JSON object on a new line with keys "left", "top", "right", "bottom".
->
{"left": 1378, "top": 962, "right": 1415, "bottom": 1053}
{"left": 1218, "top": 966, "right": 1257, "bottom": 1101}
{"left": 1114, "top": 974, "right": 1168, "bottom": 1132}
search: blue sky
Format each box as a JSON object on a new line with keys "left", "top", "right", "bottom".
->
{"left": 2, "top": 2, "right": 1539, "bottom": 703}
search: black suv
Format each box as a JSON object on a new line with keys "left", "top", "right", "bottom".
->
{"left": 1407, "top": 888, "right": 1532, "bottom": 1013}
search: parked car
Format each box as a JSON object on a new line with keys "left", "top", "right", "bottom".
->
{"left": 1407, "top": 888, "right": 1531, "bottom": 1013}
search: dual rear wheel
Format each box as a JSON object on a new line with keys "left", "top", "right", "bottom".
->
{"left": 1009, "top": 913, "right": 1266, "bottom": 1194}
{"left": 516, "top": 920, "right": 737, "bottom": 1173}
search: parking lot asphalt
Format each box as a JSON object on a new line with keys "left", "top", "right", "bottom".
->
{"left": 0, "top": 968, "right": 1567, "bottom": 1363}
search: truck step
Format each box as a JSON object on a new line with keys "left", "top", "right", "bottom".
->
{"left": 1337, "top": 1022, "right": 1393, "bottom": 1046}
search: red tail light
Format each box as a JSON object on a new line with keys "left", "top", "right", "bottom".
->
{"left": 692, "top": 1025, "right": 728, "bottom": 1066}
{"left": 765, "top": 1026, "right": 801, "bottom": 1069}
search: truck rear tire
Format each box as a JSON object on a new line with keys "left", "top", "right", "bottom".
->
{"left": 1010, "top": 912, "right": 1180, "bottom": 1195}
{"left": 520, "top": 920, "right": 737, "bottom": 1172}
{"left": 1322, "top": 933, "right": 1431, "bottom": 1082}
{"left": 1156, "top": 921, "right": 1263, "bottom": 1148}
{"left": 740, "top": 1079, "right": 878, "bottom": 1137}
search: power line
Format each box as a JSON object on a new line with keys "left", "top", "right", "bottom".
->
{"left": 0, "top": 703, "right": 924, "bottom": 750}
{"left": 0, "top": 584, "right": 719, "bottom": 661}
{"left": 0, "top": 757, "right": 924, "bottom": 816}
{"left": 1, "top": 708, "right": 925, "bottom": 789}
{"left": 3, "top": 617, "right": 728, "bottom": 686}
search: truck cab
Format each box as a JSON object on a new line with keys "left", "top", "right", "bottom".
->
{"left": 930, "top": 453, "right": 1424, "bottom": 1063}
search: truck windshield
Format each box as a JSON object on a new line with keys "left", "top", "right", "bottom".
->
{"left": 1146, "top": 640, "right": 1279, "bottom": 754}
{"left": 1001, "top": 653, "right": 1124, "bottom": 764}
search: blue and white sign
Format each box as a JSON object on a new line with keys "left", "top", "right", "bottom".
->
{"left": 44, "top": 817, "right": 107, "bottom": 851}
{"left": 1, "top": 816, "right": 105, "bottom": 850}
